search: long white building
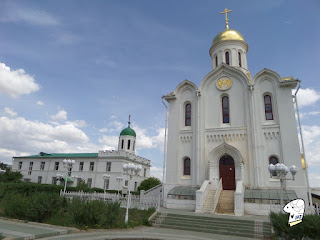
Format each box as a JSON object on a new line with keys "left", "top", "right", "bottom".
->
{"left": 12, "top": 120, "right": 151, "bottom": 192}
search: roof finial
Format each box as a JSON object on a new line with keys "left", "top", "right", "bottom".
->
{"left": 128, "top": 114, "right": 131, "bottom": 127}
{"left": 220, "top": 8, "right": 232, "bottom": 29}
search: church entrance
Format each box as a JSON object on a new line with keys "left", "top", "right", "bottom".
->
{"left": 219, "top": 155, "right": 235, "bottom": 190}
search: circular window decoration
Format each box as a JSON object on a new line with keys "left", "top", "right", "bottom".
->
{"left": 216, "top": 77, "right": 232, "bottom": 91}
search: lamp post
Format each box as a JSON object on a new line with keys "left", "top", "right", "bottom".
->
{"left": 268, "top": 163, "right": 298, "bottom": 212}
{"left": 103, "top": 174, "right": 111, "bottom": 200}
{"left": 116, "top": 176, "right": 123, "bottom": 196}
{"left": 123, "top": 163, "right": 142, "bottom": 224}
{"left": 63, "top": 159, "right": 75, "bottom": 193}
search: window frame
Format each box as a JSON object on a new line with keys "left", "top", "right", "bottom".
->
{"left": 106, "top": 162, "right": 111, "bottom": 172}
{"left": 183, "top": 158, "right": 191, "bottom": 176}
{"left": 79, "top": 162, "right": 84, "bottom": 171}
{"left": 54, "top": 162, "right": 59, "bottom": 171}
{"left": 40, "top": 161, "right": 45, "bottom": 170}
{"left": 264, "top": 95, "right": 274, "bottom": 120}
{"left": 238, "top": 52, "right": 242, "bottom": 67}
{"left": 225, "top": 51, "right": 230, "bottom": 65}
{"left": 185, "top": 103, "right": 191, "bottom": 126}
{"left": 89, "top": 162, "right": 94, "bottom": 171}
{"left": 222, "top": 96, "right": 230, "bottom": 124}
{"left": 18, "top": 161, "right": 23, "bottom": 170}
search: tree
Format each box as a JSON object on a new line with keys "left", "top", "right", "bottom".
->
{"left": 137, "top": 177, "right": 161, "bottom": 191}
{"left": 0, "top": 168, "right": 22, "bottom": 183}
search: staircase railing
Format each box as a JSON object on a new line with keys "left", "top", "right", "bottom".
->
{"left": 195, "top": 180, "right": 211, "bottom": 213}
{"left": 212, "top": 178, "right": 223, "bottom": 213}
{"left": 234, "top": 180, "right": 244, "bottom": 216}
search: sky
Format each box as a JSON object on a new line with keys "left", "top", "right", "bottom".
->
{"left": 0, "top": 0, "right": 319, "bottom": 187}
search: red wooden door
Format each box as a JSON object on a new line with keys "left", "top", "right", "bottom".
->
{"left": 219, "top": 155, "right": 235, "bottom": 190}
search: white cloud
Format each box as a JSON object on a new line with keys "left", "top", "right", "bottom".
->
{"left": 51, "top": 110, "right": 67, "bottom": 122}
{"left": 0, "top": 3, "right": 59, "bottom": 26}
{"left": 98, "top": 135, "right": 119, "bottom": 150}
{"left": 0, "top": 62, "right": 39, "bottom": 98}
{"left": 309, "top": 173, "right": 320, "bottom": 188}
{"left": 66, "top": 120, "right": 87, "bottom": 128}
{"left": 100, "top": 121, "right": 124, "bottom": 133}
{"left": 4, "top": 107, "right": 17, "bottom": 117}
{"left": 37, "top": 101, "right": 44, "bottom": 106}
{"left": 133, "top": 125, "right": 165, "bottom": 150}
{"left": 99, "top": 128, "right": 108, "bottom": 133}
{"left": 301, "top": 125, "right": 320, "bottom": 166}
{"left": 295, "top": 88, "right": 320, "bottom": 107}
{"left": 150, "top": 166, "right": 163, "bottom": 182}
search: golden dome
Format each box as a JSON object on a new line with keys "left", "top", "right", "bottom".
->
{"left": 212, "top": 28, "right": 246, "bottom": 46}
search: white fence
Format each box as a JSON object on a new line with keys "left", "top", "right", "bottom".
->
{"left": 60, "top": 190, "right": 160, "bottom": 210}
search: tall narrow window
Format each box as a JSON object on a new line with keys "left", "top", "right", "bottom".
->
{"left": 106, "top": 162, "right": 111, "bottom": 172}
{"left": 128, "top": 140, "right": 131, "bottom": 150}
{"left": 54, "top": 162, "right": 59, "bottom": 170}
{"left": 184, "top": 158, "right": 190, "bottom": 175}
{"left": 121, "top": 139, "right": 124, "bottom": 149}
{"left": 87, "top": 178, "right": 92, "bottom": 188}
{"left": 264, "top": 95, "right": 273, "bottom": 120}
{"left": 38, "top": 176, "right": 42, "bottom": 183}
{"left": 89, "top": 162, "right": 94, "bottom": 171}
{"left": 185, "top": 103, "right": 191, "bottom": 126}
{"left": 104, "top": 179, "right": 110, "bottom": 190}
{"left": 79, "top": 162, "right": 84, "bottom": 171}
{"left": 28, "top": 162, "right": 33, "bottom": 175}
{"left": 269, "top": 156, "right": 279, "bottom": 177}
{"left": 133, "top": 141, "right": 135, "bottom": 151}
{"left": 215, "top": 56, "right": 218, "bottom": 67}
{"left": 222, "top": 96, "right": 230, "bottom": 123}
{"left": 238, "top": 52, "right": 242, "bottom": 67}
{"left": 225, "top": 52, "right": 230, "bottom": 65}
{"left": 40, "top": 161, "right": 45, "bottom": 170}
{"left": 18, "top": 161, "right": 23, "bottom": 170}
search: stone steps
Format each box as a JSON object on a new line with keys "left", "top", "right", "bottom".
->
{"left": 216, "top": 190, "right": 234, "bottom": 214}
{"left": 152, "top": 213, "right": 272, "bottom": 239}
{"left": 202, "top": 189, "right": 216, "bottom": 213}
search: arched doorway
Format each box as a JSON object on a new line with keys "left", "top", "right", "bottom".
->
{"left": 219, "top": 155, "right": 235, "bottom": 190}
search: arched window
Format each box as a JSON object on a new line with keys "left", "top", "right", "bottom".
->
{"left": 185, "top": 103, "right": 191, "bottom": 126}
{"left": 215, "top": 56, "right": 218, "bottom": 67}
{"left": 264, "top": 95, "right": 273, "bottom": 120}
{"left": 121, "top": 139, "right": 124, "bottom": 149}
{"left": 269, "top": 156, "right": 279, "bottom": 176}
{"left": 133, "top": 140, "right": 135, "bottom": 151}
{"left": 238, "top": 52, "right": 242, "bottom": 67}
{"left": 222, "top": 96, "right": 230, "bottom": 123}
{"left": 225, "top": 52, "right": 230, "bottom": 65}
{"left": 183, "top": 158, "right": 191, "bottom": 175}
{"left": 127, "top": 140, "right": 131, "bottom": 150}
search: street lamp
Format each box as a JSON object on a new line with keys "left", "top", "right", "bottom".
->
{"left": 103, "top": 174, "right": 111, "bottom": 200}
{"left": 63, "top": 159, "right": 75, "bottom": 193}
{"left": 123, "top": 163, "right": 142, "bottom": 224}
{"left": 268, "top": 163, "right": 298, "bottom": 212}
{"left": 116, "top": 176, "right": 123, "bottom": 196}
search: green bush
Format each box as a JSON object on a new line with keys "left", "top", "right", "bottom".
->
{"left": 137, "top": 177, "right": 161, "bottom": 191}
{"left": 270, "top": 212, "right": 320, "bottom": 240}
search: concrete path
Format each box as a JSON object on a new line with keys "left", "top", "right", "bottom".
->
{"left": 0, "top": 218, "right": 78, "bottom": 240}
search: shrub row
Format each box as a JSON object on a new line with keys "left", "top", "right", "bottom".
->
{"left": 270, "top": 212, "right": 320, "bottom": 240}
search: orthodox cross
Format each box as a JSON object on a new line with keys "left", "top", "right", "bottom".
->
{"left": 128, "top": 114, "right": 131, "bottom": 127}
{"left": 220, "top": 8, "right": 232, "bottom": 29}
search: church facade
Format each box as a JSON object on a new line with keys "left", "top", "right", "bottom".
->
{"left": 163, "top": 10, "right": 310, "bottom": 215}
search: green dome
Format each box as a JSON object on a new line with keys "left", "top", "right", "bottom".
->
{"left": 120, "top": 125, "right": 136, "bottom": 137}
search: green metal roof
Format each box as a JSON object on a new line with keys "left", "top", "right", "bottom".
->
{"left": 168, "top": 186, "right": 200, "bottom": 197}
{"left": 244, "top": 189, "right": 297, "bottom": 201}
{"left": 15, "top": 152, "right": 98, "bottom": 158}
{"left": 120, "top": 123, "right": 136, "bottom": 137}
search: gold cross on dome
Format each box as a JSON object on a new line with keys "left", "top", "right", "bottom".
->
{"left": 220, "top": 8, "right": 232, "bottom": 29}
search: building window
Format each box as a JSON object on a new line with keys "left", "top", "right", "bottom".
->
{"left": 89, "top": 162, "right": 94, "bottom": 171}
{"left": 52, "top": 177, "right": 57, "bottom": 185}
{"left": 222, "top": 96, "right": 230, "bottom": 123}
{"left": 28, "top": 162, "right": 33, "bottom": 175}
{"left": 77, "top": 178, "right": 82, "bottom": 186}
{"left": 134, "top": 182, "right": 138, "bottom": 191}
{"left": 18, "top": 161, "right": 23, "bottom": 170}
{"left": 40, "top": 161, "right": 45, "bottom": 170}
{"left": 128, "top": 140, "right": 131, "bottom": 150}
{"left": 215, "top": 56, "right": 218, "bottom": 67}
{"left": 225, "top": 52, "right": 230, "bottom": 65}
{"left": 133, "top": 141, "right": 135, "bottom": 151}
{"left": 238, "top": 52, "right": 242, "bottom": 67}
{"left": 87, "top": 178, "right": 92, "bottom": 188}
{"left": 38, "top": 176, "right": 42, "bottom": 183}
{"left": 121, "top": 139, "right": 124, "bottom": 149}
{"left": 54, "top": 162, "right": 59, "bottom": 171}
{"left": 144, "top": 168, "right": 146, "bottom": 177}
{"left": 79, "top": 162, "right": 84, "bottom": 171}
{"left": 104, "top": 179, "right": 110, "bottom": 190}
{"left": 106, "top": 162, "right": 111, "bottom": 172}
{"left": 125, "top": 180, "right": 128, "bottom": 186}
{"left": 269, "top": 156, "right": 279, "bottom": 177}
{"left": 264, "top": 95, "right": 274, "bottom": 120}
{"left": 183, "top": 158, "right": 191, "bottom": 176}
{"left": 185, "top": 103, "right": 191, "bottom": 126}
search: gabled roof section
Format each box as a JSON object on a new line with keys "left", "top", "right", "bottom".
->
{"left": 254, "top": 68, "right": 298, "bottom": 88}
{"left": 163, "top": 79, "right": 198, "bottom": 101}
{"left": 14, "top": 152, "right": 98, "bottom": 158}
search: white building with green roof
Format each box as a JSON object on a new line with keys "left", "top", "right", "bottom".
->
{"left": 12, "top": 120, "right": 151, "bottom": 192}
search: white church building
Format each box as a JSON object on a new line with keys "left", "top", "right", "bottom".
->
{"left": 163, "top": 9, "right": 311, "bottom": 215}
{"left": 12, "top": 119, "right": 151, "bottom": 192}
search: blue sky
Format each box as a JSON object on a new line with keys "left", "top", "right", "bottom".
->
{"left": 0, "top": 0, "right": 319, "bottom": 186}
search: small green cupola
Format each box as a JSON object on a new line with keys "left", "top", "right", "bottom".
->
{"left": 120, "top": 116, "right": 136, "bottom": 137}
{"left": 118, "top": 115, "right": 136, "bottom": 153}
